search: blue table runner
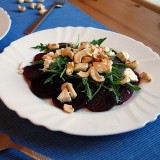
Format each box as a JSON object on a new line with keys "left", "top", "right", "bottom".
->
{"left": 0, "top": 1, "right": 160, "bottom": 160}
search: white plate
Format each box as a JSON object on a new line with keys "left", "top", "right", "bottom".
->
{"left": 0, "top": 27, "right": 160, "bottom": 136}
{"left": 0, "top": 8, "right": 11, "bottom": 40}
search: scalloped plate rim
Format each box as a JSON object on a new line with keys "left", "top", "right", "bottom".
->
{"left": 0, "top": 26, "right": 160, "bottom": 136}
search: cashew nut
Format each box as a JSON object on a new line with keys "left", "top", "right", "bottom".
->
{"left": 37, "top": 3, "right": 45, "bottom": 10}
{"left": 43, "top": 52, "right": 58, "bottom": 60}
{"left": 30, "top": 3, "right": 37, "bottom": 9}
{"left": 74, "top": 48, "right": 92, "bottom": 63}
{"left": 77, "top": 71, "right": 89, "bottom": 78}
{"left": 61, "top": 47, "right": 74, "bottom": 60}
{"left": 66, "top": 62, "right": 74, "bottom": 75}
{"left": 79, "top": 42, "right": 90, "bottom": 50}
{"left": 18, "top": 0, "right": 24, "bottom": 3}
{"left": 57, "top": 88, "right": 72, "bottom": 103}
{"left": 93, "top": 61, "right": 112, "bottom": 73}
{"left": 89, "top": 66, "right": 105, "bottom": 82}
{"left": 74, "top": 63, "right": 89, "bottom": 72}
{"left": 39, "top": 9, "right": 47, "bottom": 15}
{"left": 61, "top": 82, "right": 77, "bottom": 99}
{"left": 63, "top": 104, "right": 74, "bottom": 113}
{"left": 99, "top": 52, "right": 109, "bottom": 59}
{"left": 17, "top": 5, "right": 26, "bottom": 12}
{"left": 125, "top": 60, "right": 139, "bottom": 69}
{"left": 82, "top": 56, "right": 94, "bottom": 63}
{"left": 48, "top": 43, "right": 59, "bottom": 50}
{"left": 92, "top": 48, "right": 99, "bottom": 59}
{"left": 140, "top": 72, "right": 152, "bottom": 82}
{"left": 117, "top": 51, "right": 129, "bottom": 62}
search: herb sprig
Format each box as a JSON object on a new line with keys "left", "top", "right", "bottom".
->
{"left": 32, "top": 43, "right": 49, "bottom": 51}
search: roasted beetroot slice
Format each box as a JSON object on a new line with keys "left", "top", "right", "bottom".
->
{"left": 117, "top": 86, "right": 133, "bottom": 105}
{"left": 23, "top": 65, "right": 44, "bottom": 81}
{"left": 59, "top": 43, "right": 71, "bottom": 49}
{"left": 52, "top": 93, "right": 63, "bottom": 110}
{"left": 86, "top": 88, "right": 117, "bottom": 112}
{"left": 33, "top": 53, "right": 46, "bottom": 62}
{"left": 71, "top": 89, "right": 87, "bottom": 111}
{"left": 31, "top": 79, "right": 61, "bottom": 98}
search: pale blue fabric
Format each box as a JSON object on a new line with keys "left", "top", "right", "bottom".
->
{"left": 0, "top": 1, "right": 160, "bottom": 160}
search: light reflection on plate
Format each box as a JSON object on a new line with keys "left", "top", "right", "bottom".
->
{"left": 0, "top": 8, "right": 11, "bottom": 40}
{"left": 0, "top": 27, "right": 160, "bottom": 136}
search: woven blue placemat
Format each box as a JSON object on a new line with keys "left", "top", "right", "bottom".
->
{"left": 0, "top": 1, "right": 160, "bottom": 160}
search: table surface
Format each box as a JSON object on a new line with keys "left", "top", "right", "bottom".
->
{"left": 0, "top": 0, "right": 160, "bottom": 160}
{"left": 69, "top": 0, "right": 160, "bottom": 55}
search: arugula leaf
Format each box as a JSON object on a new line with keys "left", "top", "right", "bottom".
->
{"left": 90, "top": 37, "right": 107, "bottom": 46}
{"left": 82, "top": 78, "right": 93, "bottom": 100}
{"left": 32, "top": 43, "right": 49, "bottom": 51}
{"left": 113, "top": 63, "right": 128, "bottom": 68}
{"left": 32, "top": 60, "right": 44, "bottom": 65}
{"left": 125, "top": 83, "right": 141, "bottom": 91}
{"left": 43, "top": 56, "right": 70, "bottom": 83}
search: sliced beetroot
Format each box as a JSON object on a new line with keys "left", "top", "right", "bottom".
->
{"left": 31, "top": 79, "right": 61, "bottom": 98}
{"left": 59, "top": 43, "right": 71, "bottom": 49}
{"left": 117, "top": 86, "right": 133, "bottom": 105}
{"left": 33, "top": 53, "right": 46, "bottom": 62}
{"left": 70, "top": 88, "right": 86, "bottom": 111}
{"left": 86, "top": 88, "right": 117, "bottom": 112}
{"left": 23, "top": 65, "right": 44, "bottom": 81}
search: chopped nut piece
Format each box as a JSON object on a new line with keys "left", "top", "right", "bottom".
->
{"left": 66, "top": 62, "right": 74, "bottom": 75}
{"left": 17, "top": 5, "right": 26, "bottom": 12}
{"left": 74, "top": 48, "right": 92, "bottom": 63}
{"left": 43, "top": 59, "right": 53, "bottom": 70}
{"left": 61, "top": 82, "right": 77, "bottom": 99}
{"left": 93, "top": 61, "right": 112, "bottom": 73}
{"left": 117, "top": 51, "right": 129, "bottom": 62}
{"left": 48, "top": 43, "right": 59, "bottom": 50}
{"left": 18, "top": 0, "right": 24, "bottom": 3}
{"left": 37, "top": 3, "right": 45, "bottom": 10}
{"left": 125, "top": 60, "right": 139, "bottom": 69}
{"left": 24, "top": 0, "right": 33, "bottom": 2}
{"left": 17, "top": 62, "right": 25, "bottom": 74}
{"left": 61, "top": 47, "right": 74, "bottom": 60}
{"left": 92, "top": 48, "right": 99, "bottom": 59}
{"left": 74, "top": 63, "right": 89, "bottom": 72}
{"left": 99, "top": 52, "right": 109, "bottom": 59}
{"left": 82, "top": 56, "right": 94, "bottom": 63}
{"left": 89, "top": 66, "right": 105, "bottom": 82}
{"left": 79, "top": 42, "right": 90, "bottom": 50}
{"left": 30, "top": 3, "right": 37, "bottom": 9}
{"left": 57, "top": 88, "right": 71, "bottom": 103}
{"left": 140, "top": 72, "right": 152, "bottom": 82}
{"left": 77, "top": 71, "right": 89, "bottom": 78}
{"left": 39, "top": 9, "right": 47, "bottom": 15}
{"left": 63, "top": 104, "right": 74, "bottom": 113}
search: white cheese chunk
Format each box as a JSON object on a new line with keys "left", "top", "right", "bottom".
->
{"left": 122, "top": 68, "right": 138, "bottom": 82}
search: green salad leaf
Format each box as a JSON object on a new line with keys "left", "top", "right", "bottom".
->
{"left": 32, "top": 43, "right": 49, "bottom": 51}
{"left": 90, "top": 37, "right": 107, "bottom": 46}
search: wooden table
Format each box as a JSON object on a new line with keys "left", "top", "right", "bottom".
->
{"left": 69, "top": 0, "right": 160, "bottom": 55}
